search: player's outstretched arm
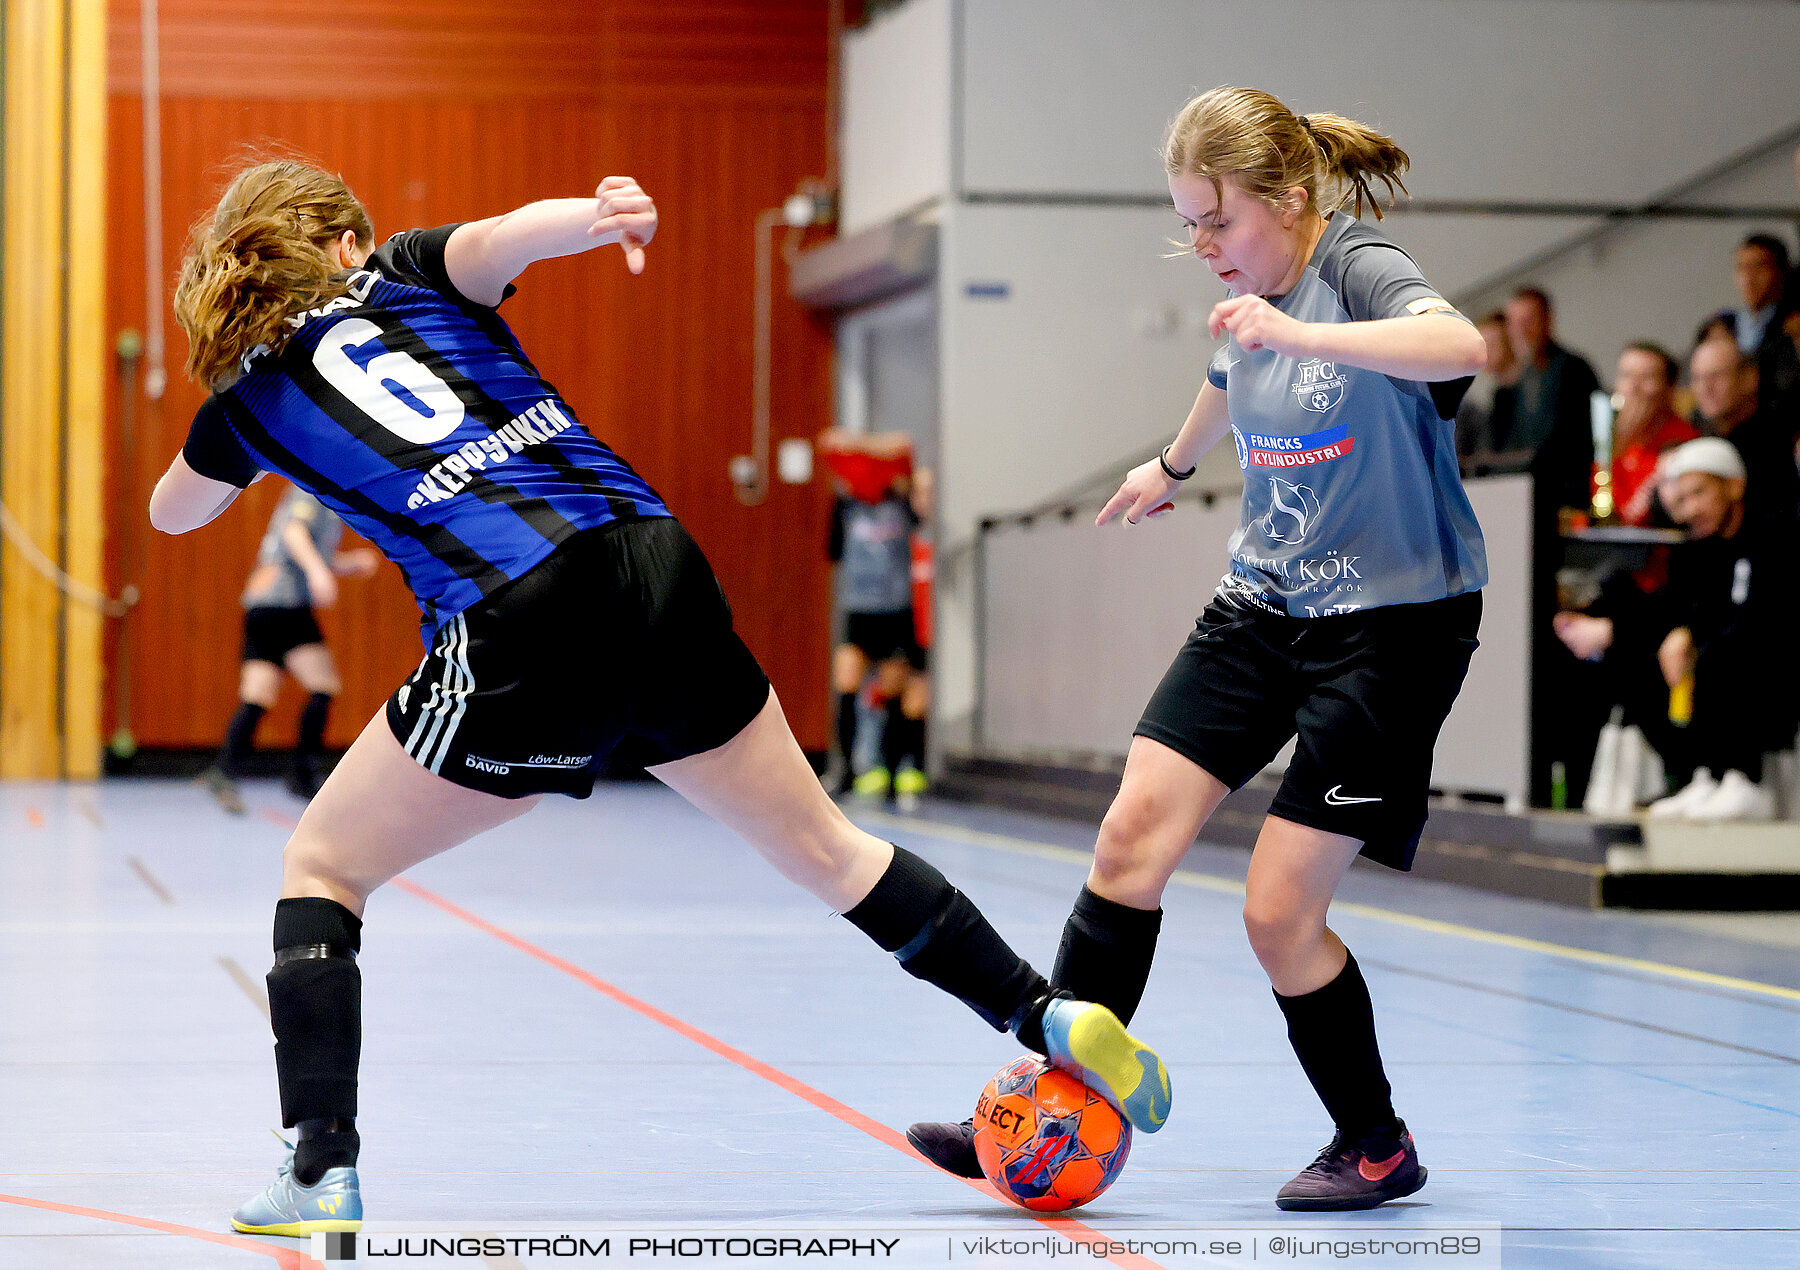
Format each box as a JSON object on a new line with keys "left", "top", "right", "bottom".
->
{"left": 444, "top": 177, "right": 658, "bottom": 304}
{"left": 148, "top": 454, "right": 246, "bottom": 534}
{"left": 1096, "top": 379, "right": 1232, "bottom": 527}
{"left": 280, "top": 518, "right": 341, "bottom": 609}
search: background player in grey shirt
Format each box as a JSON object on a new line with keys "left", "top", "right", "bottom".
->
{"left": 910, "top": 86, "right": 1487, "bottom": 1212}
{"left": 200, "top": 484, "right": 379, "bottom": 812}
{"left": 822, "top": 429, "right": 931, "bottom": 803}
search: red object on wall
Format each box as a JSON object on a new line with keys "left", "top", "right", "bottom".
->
{"left": 910, "top": 534, "right": 933, "bottom": 651}
{"left": 105, "top": 0, "right": 836, "bottom": 754}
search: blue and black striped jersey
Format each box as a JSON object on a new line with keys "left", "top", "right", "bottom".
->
{"left": 182, "top": 224, "right": 671, "bottom": 647}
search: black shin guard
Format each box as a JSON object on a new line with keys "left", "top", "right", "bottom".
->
{"left": 843, "top": 845, "right": 1051, "bottom": 1047}
{"left": 900, "top": 713, "right": 925, "bottom": 770}
{"left": 836, "top": 692, "right": 858, "bottom": 779}
{"left": 268, "top": 897, "right": 364, "bottom": 1181}
{"left": 1051, "top": 885, "right": 1163, "bottom": 1026}
{"left": 886, "top": 708, "right": 924, "bottom": 772}
{"left": 220, "top": 702, "right": 267, "bottom": 777}
{"left": 1272, "top": 949, "right": 1398, "bottom": 1139}
{"left": 881, "top": 699, "right": 908, "bottom": 775}
{"left": 297, "top": 693, "right": 332, "bottom": 766}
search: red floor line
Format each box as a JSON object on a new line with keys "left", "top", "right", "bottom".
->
{"left": 0, "top": 1191, "right": 316, "bottom": 1268}
{"left": 26, "top": 806, "right": 46, "bottom": 828}
{"left": 392, "top": 875, "right": 1167, "bottom": 1270}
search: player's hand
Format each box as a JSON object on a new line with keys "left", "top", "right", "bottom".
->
{"left": 1552, "top": 611, "right": 1613, "bottom": 662}
{"left": 1096, "top": 458, "right": 1178, "bottom": 528}
{"left": 590, "top": 176, "right": 657, "bottom": 274}
{"left": 1657, "top": 626, "right": 1696, "bottom": 689}
{"left": 307, "top": 567, "right": 340, "bottom": 610}
{"left": 1208, "top": 295, "right": 1312, "bottom": 357}
{"left": 335, "top": 548, "right": 381, "bottom": 580}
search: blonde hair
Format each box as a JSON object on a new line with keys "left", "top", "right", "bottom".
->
{"left": 1164, "top": 86, "right": 1410, "bottom": 222}
{"left": 174, "top": 159, "right": 374, "bottom": 389}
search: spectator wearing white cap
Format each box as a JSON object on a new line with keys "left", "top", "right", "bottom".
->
{"left": 1647, "top": 437, "right": 1800, "bottom": 820}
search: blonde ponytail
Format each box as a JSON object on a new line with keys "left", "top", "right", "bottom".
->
{"left": 174, "top": 160, "right": 374, "bottom": 389}
{"left": 1296, "top": 111, "right": 1410, "bottom": 220}
{"left": 1164, "top": 87, "right": 1410, "bottom": 221}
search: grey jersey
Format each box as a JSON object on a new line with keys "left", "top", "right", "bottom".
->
{"left": 243, "top": 486, "right": 344, "bottom": 610}
{"left": 833, "top": 495, "right": 917, "bottom": 613}
{"left": 1208, "top": 212, "right": 1487, "bottom": 617}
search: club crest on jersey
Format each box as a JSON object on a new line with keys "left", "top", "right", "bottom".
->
{"left": 1232, "top": 425, "right": 1250, "bottom": 470}
{"left": 1291, "top": 358, "right": 1347, "bottom": 413}
{"left": 1261, "top": 478, "right": 1321, "bottom": 545}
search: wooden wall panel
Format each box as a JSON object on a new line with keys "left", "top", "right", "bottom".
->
{"left": 108, "top": 1, "right": 828, "bottom": 97}
{"left": 2, "top": 0, "right": 106, "bottom": 780}
{"left": 105, "top": 1, "right": 836, "bottom": 756}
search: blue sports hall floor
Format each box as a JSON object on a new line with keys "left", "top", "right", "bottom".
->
{"left": 2, "top": 778, "right": 1796, "bottom": 1269}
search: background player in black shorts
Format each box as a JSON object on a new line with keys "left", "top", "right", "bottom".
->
{"left": 908, "top": 86, "right": 1489, "bottom": 1212}
{"left": 148, "top": 158, "right": 1168, "bottom": 1237}
{"left": 823, "top": 428, "right": 930, "bottom": 803}
{"left": 200, "top": 483, "right": 380, "bottom": 812}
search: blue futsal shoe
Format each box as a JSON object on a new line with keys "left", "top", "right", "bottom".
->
{"left": 231, "top": 1142, "right": 362, "bottom": 1236}
{"left": 1041, "top": 998, "right": 1171, "bottom": 1133}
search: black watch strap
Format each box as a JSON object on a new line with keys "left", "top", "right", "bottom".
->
{"left": 1159, "top": 446, "right": 1197, "bottom": 481}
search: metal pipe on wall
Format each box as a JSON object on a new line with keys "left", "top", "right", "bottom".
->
{"left": 139, "top": 0, "right": 165, "bottom": 401}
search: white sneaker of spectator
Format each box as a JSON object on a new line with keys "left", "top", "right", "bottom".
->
{"left": 1647, "top": 770, "right": 1717, "bottom": 819}
{"left": 1685, "top": 769, "right": 1775, "bottom": 823}
{"left": 1609, "top": 724, "right": 1653, "bottom": 817}
{"left": 1583, "top": 712, "right": 1623, "bottom": 817}
{"left": 1635, "top": 737, "right": 1665, "bottom": 810}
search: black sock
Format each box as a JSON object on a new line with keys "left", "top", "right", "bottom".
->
{"left": 296, "top": 693, "right": 332, "bottom": 775}
{"left": 268, "top": 897, "right": 364, "bottom": 1184}
{"left": 220, "top": 702, "right": 266, "bottom": 778}
{"left": 882, "top": 700, "right": 908, "bottom": 775}
{"left": 1051, "top": 885, "right": 1163, "bottom": 1026}
{"left": 842, "top": 845, "right": 1051, "bottom": 1048}
{"left": 836, "top": 692, "right": 858, "bottom": 783}
{"left": 295, "top": 1118, "right": 360, "bottom": 1186}
{"left": 1272, "top": 949, "right": 1398, "bottom": 1142}
{"left": 895, "top": 712, "right": 925, "bottom": 770}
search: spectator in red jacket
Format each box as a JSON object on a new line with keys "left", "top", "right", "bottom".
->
{"left": 1602, "top": 343, "right": 1695, "bottom": 525}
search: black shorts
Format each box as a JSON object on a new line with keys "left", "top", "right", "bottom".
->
{"left": 242, "top": 606, "right": 325, "bottom": 665}
{"left": 386, "top": 518, "right": 771, "bottom": 799}
{"left": 844, "top": 609, "right": 926, "bottom": 670}
{"left": 1135, "top": 591, "right": 1481, "bottom": 870}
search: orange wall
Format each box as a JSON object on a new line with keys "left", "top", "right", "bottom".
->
{"left": 106, "top": 1, "right": 835, "bottom": 754}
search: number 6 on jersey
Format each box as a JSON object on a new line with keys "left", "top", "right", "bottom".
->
{"left": 314, "top": 317, "right": 465, "bottom": 444}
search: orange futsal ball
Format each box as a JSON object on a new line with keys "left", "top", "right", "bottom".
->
{"left": 972, "top": 1055, "right": 1132, "bottom": 1212}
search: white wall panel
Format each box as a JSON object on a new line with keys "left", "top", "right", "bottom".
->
{"left": 937, "top": 203, "right": 1236, "bottom": 539}
{"left": 957, "top": 0, "right": 1800, "bottom": 204}
{"left": 933, "top": 202, "right": 1241, "bottom": 733}
{"left": 980, "top": 501, "right": 1236, "bottom": 757}
{"left": 841, "top": 0, "right": 954, "bottom": 234}
{"left": 1432, "top": 475, "right": 1532, "bottom": 805}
